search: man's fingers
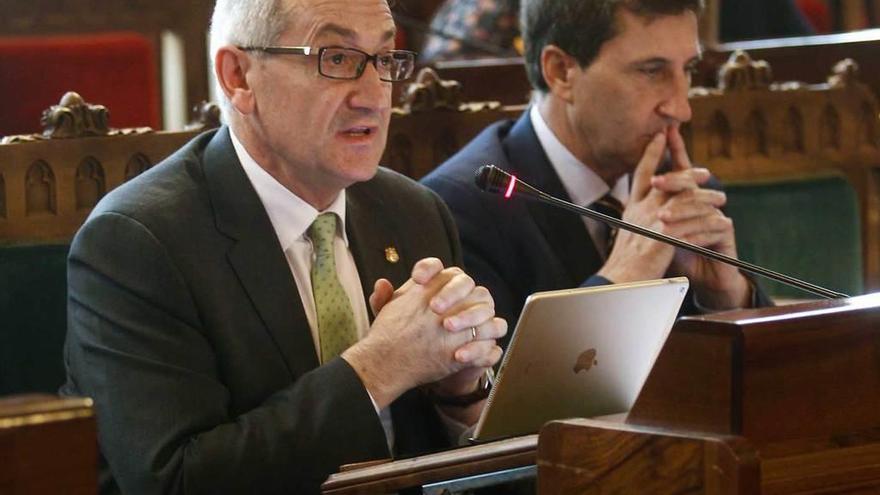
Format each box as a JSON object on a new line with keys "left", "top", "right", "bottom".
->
{"left": 678, "top": 230, "right": 735, "bottom": 251}
{"left": 631, "top": 133, "right": 667, "bottom": 201}
{"left": 657, "top": 190, "right": 727, "bottom": 222}
{"left": 663, "top": 214, "right": 735, "bottom": 247}
{"left": 442, "top": 296, "right": 498, "bottom": 332}
{"left": 446, "top": 315, "right": 507, "bottom": 348}
{"left": 410, "top": 257, "right": 445, "bottom": 285}
{"left": 667, "top": 125, "right": 693, "bottom": 171}
{"left": 650, "top": 168, "right": 711, "bottom": 193}
{"left": 430, "top": 271, "right": 476, "bottom": 313}
{"left": 369, "top": 278, "right": 395, "bottom": 315}
{"left": 455, "top": 342, "right": 504, "bottom": 367}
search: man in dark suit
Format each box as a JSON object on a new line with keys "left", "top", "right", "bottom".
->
{"left": 61, "top": 0, "right": 506, "bottom": 493}
{"left": 423, "top": 0, "right": 769, "bottom": 332}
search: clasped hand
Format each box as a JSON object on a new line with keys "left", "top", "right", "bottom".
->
{"left": 598, "top": 126, "right": 750, "bottom": 309}
{"left": 342, "top": 258, "right": 506, "bottom": 411}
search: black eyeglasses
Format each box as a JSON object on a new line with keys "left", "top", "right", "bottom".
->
{"left": 238, "top": 45, "right": 417, "bottom": 82}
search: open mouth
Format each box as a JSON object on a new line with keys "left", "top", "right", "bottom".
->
{"left": 344, "top": 127, "right": 373, "bottom": 137}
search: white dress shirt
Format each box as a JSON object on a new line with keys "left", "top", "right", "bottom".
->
{"left": 529, "top": 105, "right": 630, "bottom": 258}
{"left": 230, "top": 130, "right": 396, "bottom": 451}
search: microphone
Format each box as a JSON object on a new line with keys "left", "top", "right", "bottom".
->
{"left": 474, "top": 164, "right": 849, "bottom": 300}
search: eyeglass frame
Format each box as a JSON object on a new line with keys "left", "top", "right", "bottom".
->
{"left": 237, "top": 45, "right": 418, "bottom": 82}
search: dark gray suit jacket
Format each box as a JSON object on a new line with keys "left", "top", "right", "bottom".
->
{"left": 62, "top": 127, "right": 460, "bottom": 495}
{"left": 422, "top": 112, "right": 770, "bottom": 335}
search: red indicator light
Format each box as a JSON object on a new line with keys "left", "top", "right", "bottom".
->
{"left": 504, "top": 175, "right": 517, "bottom": 199}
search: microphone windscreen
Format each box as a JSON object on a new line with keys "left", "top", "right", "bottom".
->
{"left": 474, "top": 165, "right": 509, "bottom": 193}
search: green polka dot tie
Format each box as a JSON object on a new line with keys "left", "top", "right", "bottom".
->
{"left": 307, "top": 213, "right": 358, "bottom": 363}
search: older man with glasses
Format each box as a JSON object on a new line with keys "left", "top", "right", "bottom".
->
{"left": 60, "top": 1, "right": 506, "bottom": 494}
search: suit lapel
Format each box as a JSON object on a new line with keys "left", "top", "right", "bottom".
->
{"left": 345, "top": 179, "right": 410, "bottom": 320}
{"left": 202, "top": 127, "right": 319, "bottom": 378}
{"left": 502, "top": 113, "right": 603, "bottom": 286}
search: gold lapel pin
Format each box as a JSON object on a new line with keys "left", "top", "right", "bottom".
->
{"left": 384, "top": 247, "right": 400, "bottom": 263}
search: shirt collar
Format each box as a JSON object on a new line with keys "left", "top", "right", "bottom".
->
{"left": 230, "top": 129, "right": 349, "bottom": 251}
{"left": 529, "top": 105, "right": 629, "bottom": 207}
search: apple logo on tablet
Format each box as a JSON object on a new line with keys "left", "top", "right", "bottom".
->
{"left": 573, "top": 348, "right": 598, "bottom": 374}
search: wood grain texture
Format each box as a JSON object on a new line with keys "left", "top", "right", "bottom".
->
{"left": 322, "top": 434, "right": 537, "bottom": 494}
{"left": 0, "top": 394, "right": 96, "bottom": 495}
{"left": 630, "top": 295, "right": 880, "bottom": 445}
{"left": 537, "top": 418, "right": 760, "bottom": 495}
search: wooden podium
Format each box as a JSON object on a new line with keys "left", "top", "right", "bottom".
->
{"left": 539, "top": 294, "right": 880, "bottom": 494}
{"left": 324, "top": 294, "right": 880, "bottom": 494}
{"left": 0, "top": 394, "right": 97, "bottom": 494}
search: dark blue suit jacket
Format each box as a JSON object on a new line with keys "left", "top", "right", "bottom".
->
{"left": 422, "top": 112, "right": 769, "bottom": 335}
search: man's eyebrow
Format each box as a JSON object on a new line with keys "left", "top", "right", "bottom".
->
{"left": 630, "top": 54, "right": 702, "bottom": 67}
{"left": 314, "top": 23, "right": 397, "bottom": 44}
{"left": 630, "top": 57, "right": 670, "bottom": 67}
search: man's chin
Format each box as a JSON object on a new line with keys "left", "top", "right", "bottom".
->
{"left": 341, "top": 161, "right": 381, "bottom": 186}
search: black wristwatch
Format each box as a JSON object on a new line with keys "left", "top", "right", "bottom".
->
{"left": 428, "top": 369, "right": 494, "bottom": 407}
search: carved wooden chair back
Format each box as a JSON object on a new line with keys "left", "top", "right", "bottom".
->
{"left": 383, "top": 68, "right": 526, "bottom": 180}
{"left": 0, "top": 94, "right": 217, "bottom": 396}
{"left": 685, "top": 51, "right": 880, "bottom": 296}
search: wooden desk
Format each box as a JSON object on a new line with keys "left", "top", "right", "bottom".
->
{"left": 0, "top": 394, "right": 96, "bottom": 495}
{"left": 322, "top": 435, "right": 537, "bottom": 494}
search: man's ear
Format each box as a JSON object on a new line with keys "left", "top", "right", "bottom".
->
{"left": 215, "top": 46, "right": 256, "bottom": 115}
{"left": 540, "top": 45, "right": 579, "bottom": 103}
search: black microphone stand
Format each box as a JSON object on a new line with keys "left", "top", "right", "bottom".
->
{"left": 475, "top": 165, "right": 849, "bottom": 300}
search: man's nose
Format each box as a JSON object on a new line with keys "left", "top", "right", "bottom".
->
{"left": 658, "top": 72, "right": 693, "bottom": 124}
{"left": 349, "top": 62, "right": 390, "bottom": 112}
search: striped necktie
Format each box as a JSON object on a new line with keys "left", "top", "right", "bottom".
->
{"left": 307, "top": 213, "right": 358, "bottom": 363}
{"left": 590, "top": 193, "right": 625, "bottom": 258}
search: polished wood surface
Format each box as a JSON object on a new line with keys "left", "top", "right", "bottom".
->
{"left": 538, "top": 418, "right": 760, "bottom": 495}
{"left": 539, "top": 418, "right": 880, "bottom": 494}
{"left": 630, "top": 294, "right": 880, "bottom": 442}
{"left": 322, "top": 435, "right": 537, "bottom": 494}
{"left": 0, "top": 394, "right": 97, "bottom": 495}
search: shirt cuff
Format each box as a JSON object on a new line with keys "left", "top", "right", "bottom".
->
{"left": 366, "top": 389, "right": 381, "bottom": 415}
{"left": 434, "top": 404, "right": 477, "bottom": 446}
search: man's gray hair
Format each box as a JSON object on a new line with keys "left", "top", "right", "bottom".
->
{"left": 209, "top": 0, "right": 294, "bottom": 120}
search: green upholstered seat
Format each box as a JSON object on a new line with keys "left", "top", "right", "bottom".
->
{"left": 725, "top": 175, "right": 862, "bottom": 300}
{"left": 0, "top": 243, "right": 70, "bottom": 395}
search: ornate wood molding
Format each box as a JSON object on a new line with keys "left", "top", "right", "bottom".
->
{"left": 40, "top": 91, "right": 110, "bottom": 138}
{"left": 186, "top": 101, "right": 222, "bottom": 132}
{"left": 396, "top": 68, "right": 501, "bottom": 115}
{"left": 828, "top": 58, "right": 861, "bottom": 88}
{"left": 1, "top": 92, "right": 154, "bottom": 144}
{"left": 718, "top": 50, "right": 773, "bottom": 91}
